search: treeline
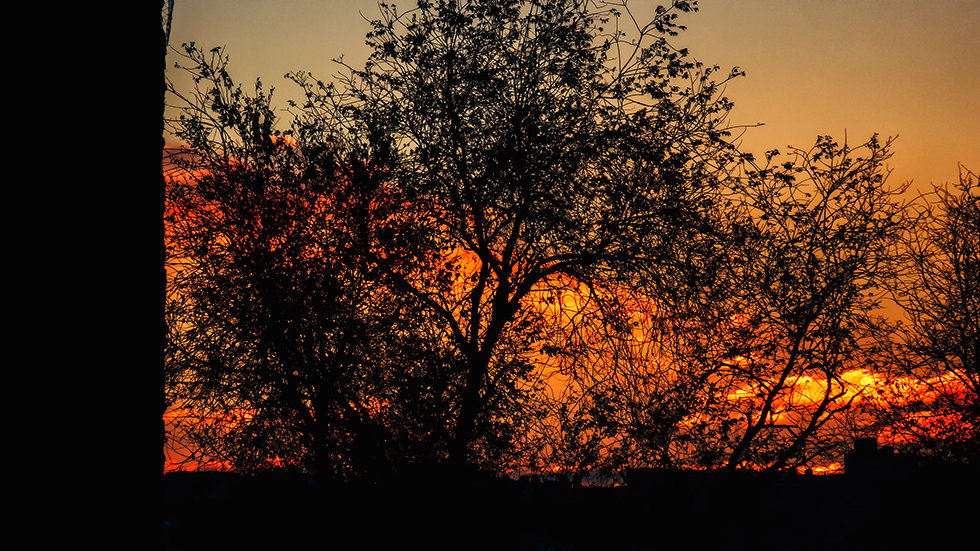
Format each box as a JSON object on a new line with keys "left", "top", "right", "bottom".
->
{"left": 163, "top": 0, "right": 977, "bottom": 480}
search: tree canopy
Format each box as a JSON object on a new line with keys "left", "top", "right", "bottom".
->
{"left": 163, "top": 0, "right": 976, "bottom": 478}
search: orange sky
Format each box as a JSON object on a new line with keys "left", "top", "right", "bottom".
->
{"left": 167, "top": 0, "right": 978, "bottom": 191}
{"left": 164, "top": 0, "right": 977, "bottom": 472}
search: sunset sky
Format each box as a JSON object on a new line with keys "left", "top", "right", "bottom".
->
{"left": 168, "top": 0, "right": 978, "bottom": 191}
{"left": 163, "top": 1, "right": 978, "bottom": 474}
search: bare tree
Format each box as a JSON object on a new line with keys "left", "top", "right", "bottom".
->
{"left": 607, "top": 135, "right": 908, "bottom": 473}
{"left": 875, "top": 166, "right": 978, "bottom": 462}
{"left": 716, "top": 135, "right": 909, "bottom": 471}
{"left": 536, "top": 135, "right": 910, "bottom": 474}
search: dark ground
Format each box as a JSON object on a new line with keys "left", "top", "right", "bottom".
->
{"left": 162, "top": 460, "right": 977, "bottom": 551}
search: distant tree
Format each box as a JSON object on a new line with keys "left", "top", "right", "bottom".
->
{"left": 287, "top": 0, "right": 744, "bottom": 468}
{"left": 875, "top": 167, "right": 978, "bottom": 462}
{"left": 164, "top": 45, "right": 456, "bottom": 478}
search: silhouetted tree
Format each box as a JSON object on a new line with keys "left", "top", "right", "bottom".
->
{"left": 288, "top": 0, "right": 744, "bottom": 468}
{"left": 875, "top": 167, "right": 978, "bottom": 462}
{"left": 704, "top": 135, "right": 907, "bottom": 472}
{"left": 164, "top": 45, "right": 457, "bottom": 478}
{"left": 543, "top": 135, "right": 910, "bottom": 473}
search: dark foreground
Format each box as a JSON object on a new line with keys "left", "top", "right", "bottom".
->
{"left": 163, "top": 463, "right": 977, "bottom": 550}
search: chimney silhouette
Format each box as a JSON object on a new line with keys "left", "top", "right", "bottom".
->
{"left": 845, "top": 437, "right": 878, "bottom": 476}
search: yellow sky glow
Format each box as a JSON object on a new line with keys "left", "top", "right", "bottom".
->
{"left": 168, "top": 0, "right": 979, "bottom": 190}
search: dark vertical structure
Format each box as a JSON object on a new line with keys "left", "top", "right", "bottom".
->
{"left": 136, "top": 2, "right": 170, "bottom": 548}
{"left": 159, "top": 0, "right": 172, "bottom": 480}
{"left": 157, "top": 0, "right": 171, "bottom": 498}
{"left": 67, "top": 2, "right": 171, "bottom": 548}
